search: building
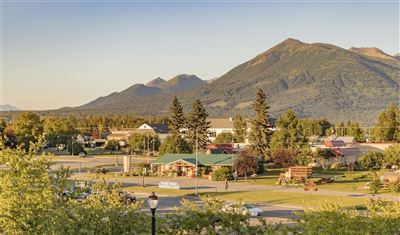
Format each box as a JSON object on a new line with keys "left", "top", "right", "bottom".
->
{"left": 323, "top": 138, "right": 362, "bottom": 163}
{"left": 151, "top": 153, "right": 237, "bottom": 177}
{"left": 108, "top": 123, "right": 170, "bottom": 145}
{"left": 208, "top": 118, "right": 235, "bottom": 142}
{"left": 206, "top": 144, "right": 234, "bottom": 154}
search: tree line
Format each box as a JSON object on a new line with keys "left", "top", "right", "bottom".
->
{"left": 0, "top": 94, "right": 398, "bottom": 153}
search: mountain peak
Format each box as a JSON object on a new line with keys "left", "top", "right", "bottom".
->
{"left": 146, "top": 77, "right": 166, "bottom": 87}
{"left": 349, "top": 47, "right": 396, "bottom": 61}
{"left": 0, "top": 104, "right": 20, "bottom": 111}
{"left": 393, "top": 52, "right": 400, "bottom": 60}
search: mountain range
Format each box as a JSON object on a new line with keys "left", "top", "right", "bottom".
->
{"left": 60, "top": 38, "right": 399, "bottom": 125}
{"left": 0, "top": 104, "right": 20, "bottom": 111}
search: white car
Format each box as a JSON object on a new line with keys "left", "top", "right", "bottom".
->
{"left": 222, "top": 203, "right": 264, "bottom": 217}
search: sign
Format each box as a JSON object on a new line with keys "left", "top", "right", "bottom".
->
{"left": 158, "top": 181, "right": 180, "bottom": 190}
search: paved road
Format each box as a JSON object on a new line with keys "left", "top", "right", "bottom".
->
{"left": 134, "top": 194, "right": 301, "bottom": 224}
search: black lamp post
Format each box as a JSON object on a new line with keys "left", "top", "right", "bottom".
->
{"left": 148, "top": 192, "right": 159, "bottom": 235}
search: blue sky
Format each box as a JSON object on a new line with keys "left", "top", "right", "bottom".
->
{"left": 2, "top": 1, "right": 399, "bottom": 110}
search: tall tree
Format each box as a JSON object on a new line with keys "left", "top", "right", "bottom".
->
{"left": 371, "top": 103, "right": 400, "bottom": 142}
{"left": 9, "top": 112, "right": 43, "bottom": 150}
{"left": 248, "top": 89, "right": 273, "bottom": 159}
{"left": 185, "top": 99, "right": 211, "bottom": 149}
{"left": 159, "top": 135, "right": 192, "bottom": 156}
{"left": 270, "top": 110, "right": 308, "bottom": 150}
{"left": 169, "top": 96, "right": 185, "bottom": 135}
{"left": 233, "top": 114, "right": 247, "bottom": 143}
{"left": 347, "top": 122, "right": 365, "bottom": 141}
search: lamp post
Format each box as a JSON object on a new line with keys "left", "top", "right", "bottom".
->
{"left": 148, "top": 192, "right": 159, "bottom": 235}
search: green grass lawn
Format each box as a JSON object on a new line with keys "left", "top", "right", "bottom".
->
{"left": 243, "top": 168, "right": 396, "bottom": 195}
{"left": 203, "top": 190, "right": 368, "bottom": 208}
{"left": 124, "top": 186, "right": 194, "bottom": 196}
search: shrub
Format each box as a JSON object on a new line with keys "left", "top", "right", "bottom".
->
{"left": 271, "top": 149, "right": 297, "bottom": 167}
{"left": 357, "top": 152, "right": 385, "bottom": 171}
{"left": 330, "top": 162, "right": 342, "bottom": 170}
{"left": 388, "top": 183, "right": 400, "bottom": 193}
{"left": 369, "top": 179, "right": 381, "bottom": 194}
{"left": 211, "top": 167, "right": 233, "bottom": 181}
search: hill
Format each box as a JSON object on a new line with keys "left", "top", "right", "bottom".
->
{"left": 79, "top": 74, "right": 205, "bottom": 109}
{"left": 0, "top": 104, "right": 20, "bottom": 111}
{"left": 63, "top": 38, "right": 400, "bottom": 125}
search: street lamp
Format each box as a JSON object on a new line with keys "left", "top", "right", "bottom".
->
{"left": 148, "top": 192, "right": 159, "bottom": 235}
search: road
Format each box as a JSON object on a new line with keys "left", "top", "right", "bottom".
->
{"left": 134, "top": 194, "right": 301, "bottom": 224}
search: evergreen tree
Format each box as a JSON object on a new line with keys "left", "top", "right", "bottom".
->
{"left": 347, "top": 122, "right": 365, "bottom": 141}
{"left": 233, "top": 113, "right": 247, "bottom": 143}
{"left": 185, "top": 99, "right": 211, "bottom": 149}
{"left": 169, "top": 96, "right": 185, "bottom": 135}
{"left": 248, "top": 89, "right": 273, "bottom": 159}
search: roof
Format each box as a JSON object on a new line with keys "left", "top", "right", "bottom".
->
{"left": 208, "top": 119, "right": 234, "bottom": 129}
{"left": 207, "top": 149, "right": 231, "bottom": 154}
{"left": 336, "top": 147, "right": 362, "bottom": 156}
{"left": 325, "top": 140, "right": 346, "bottom": 148}
{"left": 334, "top": 136, "right": 355, "bottom": 144}
{"left": 152, "top": 153, "right": 237, "bottom": 166}
{"left": 207, "top": 144, "right": 233, "bottom": 149}
{"left": 138, "top": 123, "right": 169, "bottom": 134}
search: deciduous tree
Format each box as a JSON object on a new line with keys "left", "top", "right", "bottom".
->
{"left": 214, "top": 132, "right": 234, "bottom": 144}
{"left": 384, "top": 144, "right": 400, "bottom": 167}
{"left": 9, "top": 112, "right": 43, "bottom": 150}
{"left": 158, "top": 134, "right": 192, "bottom": 156}
{"left": 233, "top": 150, "right": 259, "bottom": 180}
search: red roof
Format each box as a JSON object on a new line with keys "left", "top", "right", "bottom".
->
{"left": 325, "top": 140, "right": 346, "bottom": 148}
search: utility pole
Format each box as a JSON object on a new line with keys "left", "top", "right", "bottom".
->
{"left": 195, "top": 129, "right": 198, "bottom": 196}
{"left": 152, "top": 139, "right": 155, "bottom": 155}
{"left": 71, "top": 136, "right": 74, "bottom": 156}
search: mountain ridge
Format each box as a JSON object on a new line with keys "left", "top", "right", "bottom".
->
{"left": 65, "top": 38, "right": 399, "bottom": 125}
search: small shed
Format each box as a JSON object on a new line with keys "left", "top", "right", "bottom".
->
{"left": 286, "top": 166, "right": 312, "bottom": 180}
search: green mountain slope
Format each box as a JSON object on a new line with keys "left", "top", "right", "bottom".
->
{"left": 67, "top": 38, "right": 399, "bottom": 124}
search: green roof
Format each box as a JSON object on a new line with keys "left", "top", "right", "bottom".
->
{"left": 152, "top": 153, "right": 237, "bottom": 166}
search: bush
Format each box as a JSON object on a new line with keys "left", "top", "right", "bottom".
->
{"left": 330, "top": 162, "right": 342, "bottom": 170}
{"left": 357, "top": 152, "right": 385, "bottom": 171}
{"left": 211, "top": 167, "right": 233, "bottom": 181}
{"left": 388, "top": 183, "right": 400, "bottom": 193}
{"left": 369, "top": 179, "right": 381, "bottom": 194}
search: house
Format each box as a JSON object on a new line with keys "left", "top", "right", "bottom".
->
{"left": 108, "top": 123, "right": 170, "bottom": 145}
{"left": 208, "top": 118, "right": 235, "bottom": 142}
{"left": 332, "top": 147, "right": 362, "bottom": 163}
{"left": 151, "top": 153, "right": 237, "bottom": 177}
{"left": 324, "top": 140, "right": 346, "bottom": 148}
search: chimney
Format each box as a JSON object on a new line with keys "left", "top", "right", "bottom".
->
{"left": 229, "top": 117, "right": 233, "bottom": 122}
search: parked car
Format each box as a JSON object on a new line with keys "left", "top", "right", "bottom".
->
{"left": 222, "top": 203, "right": 263, "bottom": 217}
{"left": 120, "top": 191, "right": 137, "bottom": 203}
